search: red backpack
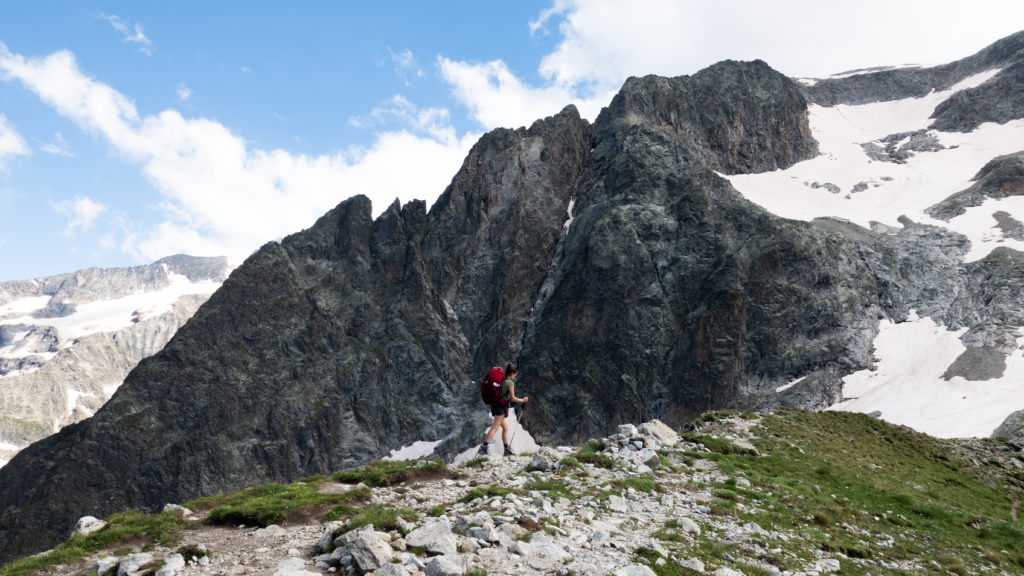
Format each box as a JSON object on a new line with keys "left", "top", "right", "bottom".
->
{"left": 480, "top": 367, "right": 506, "bottom": 406}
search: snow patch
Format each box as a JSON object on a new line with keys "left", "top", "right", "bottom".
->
{"left": 776, "top": 377, "right": 805, "bottom": 393}
{"left": 830, "top": 311, "right": 1024, "bottom": 438}
{"left": 66, "top": 389, "right": 96, "bottom": 415}
{"left": 726, "top": 70, "right": 1024, "bottom": 263}
{"left": 0, "top": 441, "right": 21, "bottom": 451}
{"left": 0, "top": 272, "right": 220, "bottom": 340}
{"left": 102, "top": 382, "right": 122, "bottom": 398}
{"left": 0, "top": 296, "right": 52, "bottom": 317}
{"left": 563, "top": 197, "right": 576, "bottom": 233}
{"left": 384, "top": 440, "right": 442, "bottom": 462}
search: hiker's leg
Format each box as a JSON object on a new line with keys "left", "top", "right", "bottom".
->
{"left": 500, "top": 418, "right": 510, "bottom": 445}
{"left": 484, "top": 415, "right": 505, "bottom": 443}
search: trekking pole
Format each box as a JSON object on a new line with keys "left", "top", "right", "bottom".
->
{"left": 507, "top": 314, "right": 532, "bottom": 451}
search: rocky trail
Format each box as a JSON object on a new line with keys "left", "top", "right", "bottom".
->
{"left": 20, "top": 410, "right": 1024, "bottom": 576}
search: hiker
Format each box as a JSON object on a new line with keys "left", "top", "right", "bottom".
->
{"left": 478, "top": 362, "right": 529, "bottom": 457}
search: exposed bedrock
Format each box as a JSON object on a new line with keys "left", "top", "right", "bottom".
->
{"left": 1, "top": 54, "right": 1021, "bottom": 561}
{"left": 925, "top": 151, "right": 1024, "bottom": 221}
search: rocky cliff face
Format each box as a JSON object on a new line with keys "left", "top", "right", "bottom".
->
{"left": 3, "top": 32, "right": 1024, "bottom": 561}
{"left": 0, "top": 256, "right": 229, "bottom": 465}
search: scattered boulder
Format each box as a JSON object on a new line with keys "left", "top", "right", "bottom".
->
{"left": 638, "top": 420, "right": 677, "bottom": 444}
{"left": 116, "top": 553, "right": 154, "bottom": 576}
{"left": 591, "top": 531, "right": 612, "bottom": 545}
{"left": 318, "top": 521, "right": 346, "bottom": 551}
{"left": 424, "top": 556, "right": 465, "bottom": 576}
{"left": 635, "top": 448, "right": 661, "bottom": 470}
{"left": 742, "top": 522, "right": 767, "bottom": 535}
{"left": 528, "top": 532, "right": 571, "bottom": 560}
{"left": 74, "top": 516, "right": 106, "bottom": 536}
{"left": 369, "top": 564, "right": 405, "bottom": 576}
{"left": 405, "top": 520, "right": 457, "bottom": 556}
{"left": 88, "top": 556, "right": 120, "bottom": 575}
{"left": 677, "top": 517, "right": 701, "bottom": 536}
{"left": 678, "top": 558, "right": 706, "bottom": 573}
{"left": 155, "top": 554, "right": 184, "bottom": 576}
{"left": 349, "top": 535, "right": 392, "bottom": 573}
{"left": 714, "top": 568, "right": 744, "bottom": 576}
{"left": 618, "top": 424, "right": 639, "bottom": 437}
{"left": 162, "top": 504, "right": 192, "bottom": 515}
{"left": 272, "top": 558, "right": 318, "bottom": 576}
{"left": 255, "top": 524, "right": 287, "bottom": 538}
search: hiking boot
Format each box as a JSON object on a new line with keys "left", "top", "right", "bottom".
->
{"left": 504, "top": 446, "right": 517, "bottom": 458}
{"left": 477, "top": 444, "right": 489, "bottom": 456}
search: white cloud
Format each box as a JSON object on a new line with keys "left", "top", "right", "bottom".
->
{"left": 176, "top": 83, "right": 192, "bottom": 101}
{"left": 99, "top": 13, "right": 153, "bottom": 55}
{"left": 438, "top": 57, "right": 612, "bottom": 130}
{"left": 39, "top": 132, "right": 73, "bottom": 156}
{"left": 348, "top": 95, "right": 457, "bottom": 141}
{"left": 51, "top": 196, "right": 107, "bottom": 236}
{"left": 0, "top": 114, "right": 31, "bottom": 168}
{"left": 389, "top": 48, "right": 425, "bottom": 85}
{"left": 241, "top": 67, "right": 251, "bottom": 74}
{"left": 0, "top": 42, "right": 479, "bottom": 262}
{"left": 443, "top": 0, "right": 1024, "bottom": 130}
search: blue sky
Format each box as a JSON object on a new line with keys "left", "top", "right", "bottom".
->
{"left": 1, "top": 1, "right": 1023, "bottom": 281}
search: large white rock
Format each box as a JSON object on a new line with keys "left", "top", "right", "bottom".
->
{"left": 509, "top": 541, "right": 536, "bottom": 557}
{"left": 714, "top": 568, "right": 744, "bottom": 576}
{"left": 74, "top": 516, "right": 107, "bottom": 536}
{"left": 677, "top": 558, "right": 706, "bottom": 573}
{"left": 88, "top": 556, "right": 120, "bottom": 575}
{"left": 528, "top": 532, "right": 571, "bottom": 560}
{"left": 162, "top": 504, "right": 192, "bottom": 515}
{"left": 635, "top": 448, "right": 661, "bottom": 470}
{"left": 271, "top": 557, "right": 318, "bottom": 576}
{"left": 116, "top": 553, "right": 154, "bottom": 576}
{"left": 493, "top": 522, "right": 522, "bottom": 546}
{"left": 350, "top": 535, "right": 393, "bottom": 573}
{"left": 318, "top": 521, "right": 345, "bottom": 551}
{"left": 453, "top": 511, "right": 492, "bottom": 533}
{"left": 616, "top": 566, "right": 657, "bottom": 576}
{"left": 369, "top": 564, "right": 405, "bottom": 576}
{"left": 618, "top": 424, "right": 639, "bottom": 437}
{"left": 154, "top": 554, "right": 185, "bottom": 576}
{"left": 591, "top": 531, "right": 612, "bottom": 545}
{"left": 254, "top": 524, "right": 287, "bottom": 538}
{"left": 405, "top": 520, "right": 457, "bottom": 555}
{"left": 606, "top": 495, "right": 629, "bottom": 513}
{"left": 677, "top": 517, "right": 701, "bottom": 536}
{"left": 813, "top": 559, "right": 841, "bottom": 573}
{"left": 638, "top": 419, "right": 678, "bottom": 444}
{"left": 742, "top": 522, "right": 767, "bottom": 535}
{"left": 425, "top": 557, "right": 465, "bottom": 576}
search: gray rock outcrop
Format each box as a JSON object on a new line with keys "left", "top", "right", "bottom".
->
{"left": 992, "top": 411, "right": 1024, "bottom": 441}
{"left": 0, "top": 256, "right": 229, "bottom": 463}
{"left": 4, "top": 34, "right": 1024, "bottom": 562}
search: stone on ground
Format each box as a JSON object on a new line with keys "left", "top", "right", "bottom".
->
{"left": 74, "top": 516, "right": 106, "bottom": 536}
{"left": 424, "top": 556, "right": 465, "bottom": 576}
{"left": 615, "top": 565, "right": 658, "bottom": 576}
{"left": 638, "top": 419, "right": 678, "bottom": 444}
{"left": 350, "top": 534, "right": 393, "bottom": 573}
{"left": 678, "top": 558, "right": 706, "bottom": 572}
{"left": 116, "top": 553, "right": 154, "bottom": 576}
{"left": 405, "top": 519, "right": 457, "bottom": 555}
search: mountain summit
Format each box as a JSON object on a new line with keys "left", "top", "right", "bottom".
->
{"left": 2, "top": 33, "right": 1024, "bottom": 561}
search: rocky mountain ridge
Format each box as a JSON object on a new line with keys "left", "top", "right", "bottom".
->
{"left": 0, "top": 255, "right": 230, "bottom": 465}
{"left": 1, "top": 31, "right": 1024, "bottom": 562}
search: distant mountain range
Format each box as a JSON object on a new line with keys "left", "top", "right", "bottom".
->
{"left": 2, "top": 31, "right": 1024, "bottom": 562}
{"left": 0, "top": 255, "right": 230, "bottom": 466}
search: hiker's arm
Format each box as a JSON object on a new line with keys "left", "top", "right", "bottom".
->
{"left": 509, "top": 386, "right": 528, "bottom": 403}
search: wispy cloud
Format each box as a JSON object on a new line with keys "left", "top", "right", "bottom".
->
{"left": 0, "top": 41, "right": 479, "bottom": 263}
{"left": 176, "top": 83, "right": 192, "bottom": 101}
{"left": 348, "top": 95, "right": 456, "bottom": 143}
{"left": 388, "top": 48, "right": 425, "bottom": 86}
{"left": 241, "top": 67, "right": 251, "bottom": 74}
{"left": 38, "top": 132, "right": 73, "bottom": 156}
{"left": 98, "top": 13, "right": 153, "bottom": 55}
{"left": 0, "top": 114, "right": 31, "bottom": 168}
{"left": 51, "top": 196, "right": 107, "bottom": 237}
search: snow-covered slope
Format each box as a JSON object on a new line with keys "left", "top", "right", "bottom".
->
{"left": 0, "top": 255, "right": 230, "bottom": 466}
{"left": 726, "top": 48, "right": 1024, "bottom": 438}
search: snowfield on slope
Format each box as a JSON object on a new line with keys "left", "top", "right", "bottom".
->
{"left": 829, "top": 311, "right": 1024, "bottom": 439}
{"left": 726, "top": 70, "right": 1024, "bottom": 439}
{"left": 0, "top": 270, "right": 220, "bottom": 344}
{"left": 727, "top": 70, "right": 1024, "bottom": 263}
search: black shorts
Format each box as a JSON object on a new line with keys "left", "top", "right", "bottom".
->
{"left": 490, "top": 403, "right": 509, "bottom": 417}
